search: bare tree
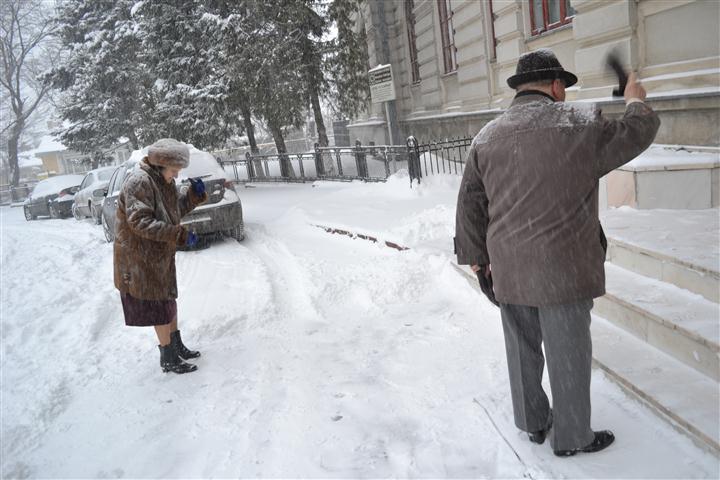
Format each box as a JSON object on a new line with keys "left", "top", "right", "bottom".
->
{"left": 0, "top": 0, "right": 57, "bottom": 187}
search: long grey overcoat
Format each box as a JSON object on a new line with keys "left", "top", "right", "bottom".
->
{"left": 455, "top": 93, "right": 660, "bottom": 306}
{"left": 113, "top": 159, "right": 207, "bottom": 301}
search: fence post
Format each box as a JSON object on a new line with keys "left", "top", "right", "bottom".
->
{"left": 354, "top": 140, "right": 368, "bottom": 179}
{"left": 245, "top": 152, "right": 255, "bottom": 181}
{"left": 314, "top": 142, "right": 325, "bottom": 177}
{"left": 406, "top": 136, "right": 421, "bottom": 186}
{"left": 297, "top": 154, "right": 305, "bottom": 180}
{"left": 383, "top": 147, "right": 391, "bottom": 178}
{"left": 336, "top": 147, "right": 344, "bottom": 177}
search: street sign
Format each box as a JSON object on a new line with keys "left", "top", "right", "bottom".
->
{"left": 368, "top": 64, "right": 396, "bottom": 104}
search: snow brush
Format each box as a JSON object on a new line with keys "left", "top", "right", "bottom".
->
{"left": 606, "top": 51, "right": 627, "bottom": 98}
{"left": 180, "top": 174, "right": 213, "bottom": 184}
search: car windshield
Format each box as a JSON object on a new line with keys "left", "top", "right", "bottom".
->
{"left": 30, "top": 175, "right": 85, "bottom": 198}
{"left": 97, "top": 168, "right": 115, "bottom": 181}
{"left": 179, "top": 150, "right": 226, "bottom": 180}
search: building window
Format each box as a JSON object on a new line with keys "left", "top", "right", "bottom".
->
{"left": 530, "top": 0, "right": 575, "bottom": 35}
{"left": 437, "top": 0, "right": 457, "bottom": 73}
{"left": 405, "top": 0, "right": 420, "bottom": 83}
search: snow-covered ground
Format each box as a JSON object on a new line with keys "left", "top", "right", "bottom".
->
{"left": 1, "top": 174, "right": 718, "bottom": 478}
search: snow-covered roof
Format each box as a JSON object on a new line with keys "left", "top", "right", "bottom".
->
{"left": 18, "top": 151, "right": 43, "bottom": 167}
{"left": 34, "top": 135, "right": 66, "bottom": 154}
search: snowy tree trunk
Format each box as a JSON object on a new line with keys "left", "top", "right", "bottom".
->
{"left": 241, "top": 103, "right": 264, "bottom": 178}
{"left": 127, "top": 130, "right": 140, "bottom": 151}
{"left": 269, "top": 122, "right": 295, "bottom": 178}
{"left": 308, "top": 87, "right": 335, "bottom": 176}
{"left": 7, "top": 122, "right": 22, "bottom": 189}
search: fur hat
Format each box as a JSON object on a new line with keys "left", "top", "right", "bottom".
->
{"left": 507, "top": 49, "right": 578, "bottom": 89}
{"left": 146, "top": 138, "right": 190, "bottom": 168}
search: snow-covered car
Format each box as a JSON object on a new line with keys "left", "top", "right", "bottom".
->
{"left": 101, "top": 145, "right": 244, "bottom": 244}
{"left": 23, "top": 174, "right": 85, "bottom": 220}
{"left": 72, "top": 166, "right": 116, "bottom": 224}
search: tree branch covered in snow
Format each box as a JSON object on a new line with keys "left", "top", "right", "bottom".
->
{"left": 48, "top": 0, "right": 372, "bottom": 160}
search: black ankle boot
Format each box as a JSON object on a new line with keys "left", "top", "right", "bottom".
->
{"left": 171, "top": 330, "right": 201, "bottom": 360}
{"left": 554, "top": 430, "right": 615, "bottom": 457}
{"left": 528, "top": 410, "right": 553, "bottom": 445}
{"left": 159, "top": 344, "right": 197, "bottom": 374}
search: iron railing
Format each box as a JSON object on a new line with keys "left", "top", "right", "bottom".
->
{"left": 407, "top": 136, "right": 473, "bottom": 183}
{"left": 219, "top": 141, "right": 409, "bottom": 183}
{"left": 215, "top": 136, "right": 473, "bottom": 187}
{"left": 0, "top": 181, "right": 38, "bottom": 205}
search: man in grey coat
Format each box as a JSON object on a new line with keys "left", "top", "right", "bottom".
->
{"left": 455, "top": 49, "right": 660, "bottom": 456}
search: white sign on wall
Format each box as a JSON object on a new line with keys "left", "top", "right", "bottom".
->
{"left": 368, "top": 64, "right": 396, "bottom": 104}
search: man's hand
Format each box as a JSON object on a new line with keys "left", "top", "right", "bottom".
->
{"left": 624, "top": 72, "right": 647, "bottom": 103}
{"left": 474, "top": 264, "right": 499, "bottom": 307}
{"left": 188, "top": 177, "right": 206, "bottom": 196}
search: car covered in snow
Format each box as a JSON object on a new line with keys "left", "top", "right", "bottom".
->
{"left": 101, "top": 145, "right": 244, "bottom": 244}
{"left": 72, "top": 166, "right": 116, "bottom": 224}
{"left": 23, "top": 174, "right": 85, "bottom": 220}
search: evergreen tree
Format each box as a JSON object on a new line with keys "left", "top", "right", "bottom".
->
{"left": 327, "top": 0, "right": 370, "bottom": 120}
{"left": 49, "top": 0, "right": 150, "bottom": 166}
{"left": 133, "top": 0, "right": 242, "bottom": 150}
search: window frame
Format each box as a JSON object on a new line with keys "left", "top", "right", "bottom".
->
{"left": 405, "top": 0, "right": 421, "bottom": 84}
{"left": 437, "top": 0, "right": 458, "bottom": 74}
{"left": 529, "top": 0, "right": 574, "bottom": 36}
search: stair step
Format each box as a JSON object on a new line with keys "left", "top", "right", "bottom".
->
{"left": 596, "top": 263, "right": 719, "bottom": 380}
{"left": 591, "top": 315, "right": 720, "bottom": 454}
{"left": 601, "top": 207, "right": 719, "bottom": 303}
{"left": 608, "top": 238, "right": 720, "bottom": 304}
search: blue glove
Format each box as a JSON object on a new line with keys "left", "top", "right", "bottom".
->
{"left": 186, "top": 231, "right": 199, "bottom": 247}
{"left": 188, "top": 177, "right": 205, "bottom": 196}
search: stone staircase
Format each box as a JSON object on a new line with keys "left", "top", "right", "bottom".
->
{"left": 593, "top": 208, "right": 720, "bottom": 454}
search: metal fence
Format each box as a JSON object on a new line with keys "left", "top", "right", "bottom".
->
{"left": 219, "top": 141, "right": 409, "bottom": 183}
{"left": 215, "top": 136, "right": 473, "bottom": 187}
{"left": 0, "top": 182, "right": 38, "bottom": 205}
{"left": 407, "top": 136, "right": 473, "bottom": 182}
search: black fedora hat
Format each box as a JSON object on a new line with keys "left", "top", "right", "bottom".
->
{"left": 507, "top": 49, "right": 578, "bottom": 89}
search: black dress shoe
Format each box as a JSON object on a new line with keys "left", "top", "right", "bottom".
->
{"left": 528, "top": 410, "right": 553, "bottom": 445}
{"left": 554, "top": 430, "right": 615, "bottom": 457}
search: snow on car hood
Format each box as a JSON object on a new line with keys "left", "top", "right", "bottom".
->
{"left": 30, "top": 175, "right": 85, "bottom": 199}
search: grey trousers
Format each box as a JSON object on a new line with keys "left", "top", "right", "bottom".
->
{"left": 500, "top": 300, "right": 595, "bottom": 451}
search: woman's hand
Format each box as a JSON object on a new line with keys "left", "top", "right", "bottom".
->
{"left": 188, "top": 177, "right": 206, "bottom": 196}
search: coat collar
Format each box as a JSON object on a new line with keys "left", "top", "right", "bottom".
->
{"left": 510, "top": 90, "right": 557, "bottom": 107}
{"left": 141, "top": 158, "right": 173, "bottom": 187}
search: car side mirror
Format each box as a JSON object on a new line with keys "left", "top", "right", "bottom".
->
{"left": 94, "top": 188, "right": 107, "bottom": 197}
{"left": 71, "top": 186, "right": 80, "bottom": 194}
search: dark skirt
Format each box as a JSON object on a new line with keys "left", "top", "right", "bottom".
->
{"left": 120, "top": 292, "right": 177, "bottom": 327}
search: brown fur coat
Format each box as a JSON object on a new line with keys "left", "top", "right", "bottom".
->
{"left": 113, "top": 159, "right": 207, "bottom": 300}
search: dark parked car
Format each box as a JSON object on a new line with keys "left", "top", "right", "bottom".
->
{"left": 23, "top": 175, "right": 85, "bottom": 220}
{"left": 101, "top": 146, "right": 244, "bottom": 243}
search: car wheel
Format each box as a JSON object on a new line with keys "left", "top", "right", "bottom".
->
{"left": 91, "top": 204, "right": 102, "bottom": 225}
{"left": 49, "top": 203, "right": 59, "bottom": 219}
{"left": 101, "top": 212, "right": 114, "bottom": 243}
{"left": 230, "top": 224, "right": 245, "bottom": 242}
{"left": 72, "top": 204, "right": 83, "bottom": 220}
{"left": 24, "top": 205, "right": 35, "bottom": 221}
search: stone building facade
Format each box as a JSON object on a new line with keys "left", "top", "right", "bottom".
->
{"left": 348, "top": 0, "right": 720, "bottom": 148}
